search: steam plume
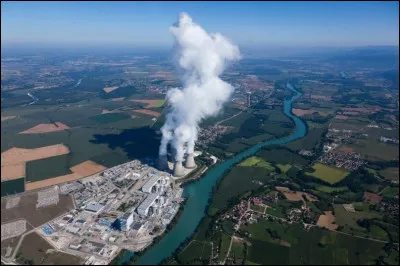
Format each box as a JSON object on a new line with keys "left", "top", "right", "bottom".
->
{"left": 159, "top": 12, "right": 241, "bottom": 162}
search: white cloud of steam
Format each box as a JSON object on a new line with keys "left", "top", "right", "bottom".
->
{"left": 159, "top": 12, "right": 241, "bottom": 162}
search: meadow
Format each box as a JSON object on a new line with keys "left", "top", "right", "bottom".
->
{"left": 306, "top": 163, "right": 349, "bottom": 184}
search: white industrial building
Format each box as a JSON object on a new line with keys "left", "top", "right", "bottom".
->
{"left": 141, "top": 175, "right": 161, "bottom": 193}
{"left": 137, "top": 193, "right": 159, "bottom": 216}
{"left": 120, "top": 212, "right": 134, "bottom": 230}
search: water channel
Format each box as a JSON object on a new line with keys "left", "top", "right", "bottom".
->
{"left": 127, "top": 82, "right": 307, "bottom": 265}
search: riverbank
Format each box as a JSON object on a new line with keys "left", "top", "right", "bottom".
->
{"left": 130, "top": 82, "right": 306, "bottom": 265}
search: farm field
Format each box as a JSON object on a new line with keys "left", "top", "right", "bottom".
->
{"left": 239, "top": 156, "right": 274, "bottom": 170}
{"left": 378, "top": 167, "right": 399, "bottom": 181}
{"left": 306, "top": 163, "right": 349, "bottom": 184}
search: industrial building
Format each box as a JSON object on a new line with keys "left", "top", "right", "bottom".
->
{"left": 120, "top": 212, "right": 134, "bottom": 231}
{"left": 85, "top": 203, "right": 105, "bottom": 214}
{"left": 137, "top": 193, "right": 159, "bottom": 216}
{"left": 141, "top": 175, "right": 161, "bottom": 193}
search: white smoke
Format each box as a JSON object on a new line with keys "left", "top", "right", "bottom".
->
{"left": 159, "top": 12, "right": 241, "bottom": 162}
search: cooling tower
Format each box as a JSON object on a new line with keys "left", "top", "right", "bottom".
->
{"left": 185, "top": 153, "right": 196, "bottom": 169}
{"left": 173, "top": 161, "right": 185, "bottom": 177}
{"left": 158, "top": 155, "right": 169, "bottom": 170}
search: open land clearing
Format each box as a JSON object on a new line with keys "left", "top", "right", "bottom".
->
{"left": 111, "top": 97, "right": 125, "bottom": 101}
{"left": 18, "top": 122, "right": 70, "bottom": 134}
{"left": 306, "top": 163, "right": 349, "bottom": 184}
{"left": 103, "top": 86, "right": 119, "bottom": 93}
{"left": 316, "top": 211, "right": 338, "bottom": 231}
{"left": 1, "top": 116, "right": 16, "bottom": 121}
{"left": 1, "top": 144, "right": 70, "bottom": 181}
{"left": 275, "top": 186, "right": 318, "bottom": 202}
{"left": 292, "top": 108, "right": 329, "bottom": 117}
{"left": 133, "top": 109, "right": 161, "bottom": 117}
{"left": 15, "top": 232, "right": 84, "bottom": 265}
{"left": 129, "top": 99, "right": 165, "bottom": 108}
{"left": 378, "top": 167, "right": 399, "bottom": 181}
{"left": 25, "top": 160, "right": 105, "bottom": 191}
{"left": 1, "top": 192, "right": 74, "bottom": 227}
{"left": 239, "top": 156, "right": 274, "bottom": 170}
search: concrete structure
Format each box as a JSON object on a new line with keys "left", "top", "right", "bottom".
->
{"left": 137, "top": 193, "right": 159, "bottom": 216}
{"left": 85, "top": 203, "right": 105, "bottom": 214}
{"left": 173, "top": 161, "right": 184, "bottom": 177}
{"left": 185, "top": 153, "right": 196, "bottom": 169}
{"left": 141, "top": 175, "right": 161, "bottom": 193}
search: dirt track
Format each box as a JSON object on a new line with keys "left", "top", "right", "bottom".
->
{"left": 1, "top": 116, "right": 16, "bottom": 121}
{"left": 133, "top": 109, "right": 161, "bottom": 117}
{"left": 19, "top": 122, "right": 70, "bottom": 134}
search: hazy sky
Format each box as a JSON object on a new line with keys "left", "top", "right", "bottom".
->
{"left": 1, "top": 1, "right": 399, "bottom": 48}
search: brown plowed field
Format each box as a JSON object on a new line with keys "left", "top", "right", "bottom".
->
{"left": 18, "top": 122, "right": 70, "bottom": 134}
{"left": 25, "top": 160, "right": 106, "bottom": 191}
{"left": 103, "top": 86, "right": 119, "bottom": 93}
{"left": 292, "top": 108, "right": 328, "bottom": 116}
{"left": 133, "top": 109, "right": 161, "bottom": 117}
{"left": 1, "top": 144, "right": 70, "bottom": 181}
{"left": 111, "top": 97, "right": 125, "bottom": 101}
{"left": 317, "top": 211, "right": 338, "bottom": 231}
{"left": 130, "top": 99, "right": 160, "bottom": 108}
{"left": 1, "top": 164, "right": 25, "bottom": 181}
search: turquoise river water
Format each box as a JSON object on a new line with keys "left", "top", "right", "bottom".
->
{"left": 124, "top": 82, "right": 307, "bottom": 265}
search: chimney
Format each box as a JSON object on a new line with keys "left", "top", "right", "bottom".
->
{"left": 158, "top": 155, "right": 168, "bottom": 170}
{"left": 173, "top": 161, "right": 184, "bottom": 177}
{"left": 185, "top": 153, "right": 196, "bottom": 169}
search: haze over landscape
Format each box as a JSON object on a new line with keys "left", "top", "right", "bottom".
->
{"left": 1, "top": 1, "right": 399, "bottom": 266}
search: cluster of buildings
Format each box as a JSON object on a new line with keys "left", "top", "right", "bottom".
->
{"left": 35, "top": 160, "right": 184, "bottom": 264}
{"left": 379, "top": 136, "right": 399, "bottom": 144}
{"left": 197, "top": 125, "right": 230, "bottom": 147}
{"left": 319, "top": 150, "right": 364, "bottom": 171}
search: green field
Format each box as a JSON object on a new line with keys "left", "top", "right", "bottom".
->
{"left": 378, "top": 167, "right": 399, "bottom": 180}
{"left": 178, "top": 241, "right": 211, "bottom": 265}
{"left": 333, "top": 204, "right": 381, "bottom": 237}
{"left": 239, "top": 156, "right": 274, "bottom": 170}
{"left": 154, "top": 99, "right": 166, "bottom": 108}
{"left": 249, "top": 204, "right": 265, "bottom": 213}
{"left": 306, "top": 163, "right": 349, "bottom": 184}
{"left": 277, "top": 164, "right": 292, "bottom": 173}
{"left": 315, "top": 185, "right": 349, "bottom": 193}
{"left": 381, "top": 186, "right": 399, "bottom": 198}
{"left": 219, "top": 233, "right": 232, "bottom": 261}
{"left": 90, "top": 112, "right": 131, "bottom": 124}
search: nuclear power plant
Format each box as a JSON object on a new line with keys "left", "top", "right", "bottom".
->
{"left": 158, "top": 151, "right": 197, "bottom": 178}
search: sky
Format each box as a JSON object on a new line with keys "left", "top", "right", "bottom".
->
{"left": 1, "top": 1, "right": 399, "bottom": 49}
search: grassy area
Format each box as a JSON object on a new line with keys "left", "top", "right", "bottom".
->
{"left": 378, "top": 167, "right": 399, "bottom": 181}
{"left": 315, "top": 185, "right": 349, "bottom": 193}
{"left": 231, "top": 240, "right": 246, "bottom": 264}
{"left": 178, "top": 241, "right": 211, "bottom": 264}
{"left": 239, "top": 156, "right": 274, "bottom": 170}
{"left": 15, "top": 232, "right": 83, "bottom": 265}
{"left": 381, "top": 186, "right": 399, "bottom": 198}
{"left": 277, "top": 164, "right": 292, "bottom": 173}
{"left": 211, "top": 166, "right": 274, "bottom": 212}
{"left": 306, "top": 163, "right": 349, "bottom": 184}
{"left": 247, "top": 238, "right": 289, "bottom": 265}
{"left": 349, "top": 139, "right": 399, "bottom": 162}
{"left": 90, "top": 112, "right": 131, "bottom": 124}
{"left": 154, "top": 99, "right": 166, "bottom": 108}
{"left": 333, "top": 204, "right": 381, "bottom": 237}
{"left": 250, "top": 204, "right": 265, "bottom": 213}
{"left": 219, "top": 233, "right": 231, "bottom": 261}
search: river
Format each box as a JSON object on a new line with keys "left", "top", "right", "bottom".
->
{"left": 125, "top": 82, "right": 307, "bottom": 265}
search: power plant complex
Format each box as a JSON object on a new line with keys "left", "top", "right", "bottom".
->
{"left": 158, "top": 152, "right": 197, "bottom": 178}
